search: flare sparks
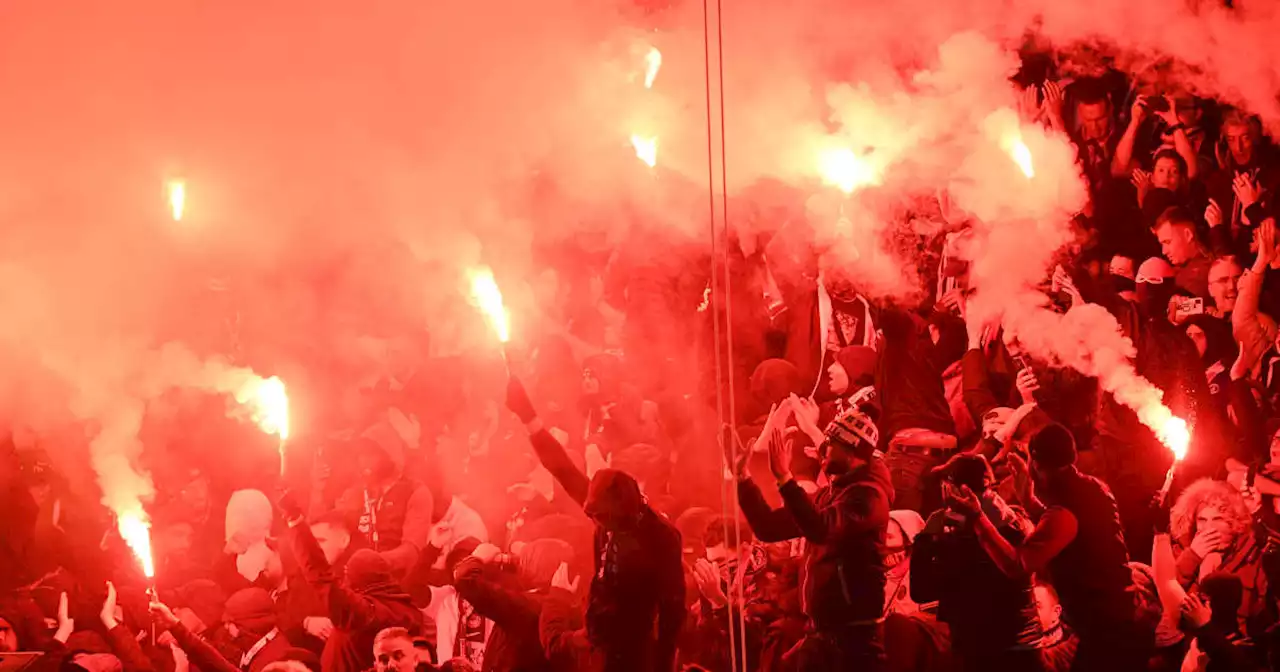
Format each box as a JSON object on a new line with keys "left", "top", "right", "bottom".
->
{"left": 167, "top": 180, "right": 186, "bottom": 222}
{"left": 468, "top": 266, "right": 511, "bottom": 343}
{"left": 643, "top": 47, "right": 662, "bottom": 89}
{"left": 118, "top": 511, "right": 155, "bottom": 578}
{"left": 631, "top": 135, "right": 658, "bottom": 168}
{"left": 1009, "top": 138, "right": 1035, "bottom": 178}
{"left": 819, "top": 147, "right": 878, "bottom": 194}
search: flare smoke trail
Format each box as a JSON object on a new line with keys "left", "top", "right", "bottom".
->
{"left": 0, "top": 0, "right": 1271, "bottom": 513}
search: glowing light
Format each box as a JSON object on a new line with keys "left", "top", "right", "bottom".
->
{"left": 631, "top": 135, "right": 658, "bottom": 168}
{"left": 643, "top": 47, "right": 662, "bottom": 89}
{"left": 118, "top": 512, "right": 155, "bottom": 578}
{"left": 819, "top": 147, "right": 878, "bottom": 194}
{"left": 253, "top": 376, "right": 290, "bottom": 440}
{"left": 1159, "top": 416, "right": 1190, "bottom": 461}
{"left": 167, "top": 180, "right": 186, "bottom": 221}
{"left": 468, "top": 266, "right": 510, "bottom": 343}
{"left": 1010, "top": 139, "right": 1035, "bottom": 178}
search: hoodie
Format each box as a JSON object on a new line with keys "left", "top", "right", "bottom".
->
{"left": 525, "top": 430, "right": 686, "bottom": 672}
{"left": 738, "top": 457, "right": 895, "bottom": 628}
{"left": 286, "top": 526, "right": 422, "bottom": 672}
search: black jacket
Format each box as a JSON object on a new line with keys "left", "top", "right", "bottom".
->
{"left": 738, "top": 458, "right": 894, "bottom": 627}
{"left": 453, "top": 557, "right": 552, "bottom": 672}
{"left": 526, "top": 430, "right": 686, "bottom": 672}
{"left": 911, "top": 510, "right": 1041, "bottom": 654}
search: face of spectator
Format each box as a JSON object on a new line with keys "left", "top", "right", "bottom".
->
{"left": 582, "top": 369, "right": 600, "bottom": 396}
{"left": 1156, "top": 222, "right": 1198, "bottom": 265}
{"left": 374, "top": 636, "right": 417, "bottom": 672}
{"left": 181, "top": 475, "right": 211, "bottom": 514}
{"left": 1110, "top": 255, "right": 1135, "bottom": 279}
{"left": 358, "top": 450, "right": 395, "bottom": 487}
{"left": 1077, "top": 101, "right": 1112, "bottom": 142}
{"left": 1208, "top": 260, "right": 1242, "bottom": 313}
{"left": 1186, "top": 324, "right": 1208, "bottom": 359}
{"left": 1033, "top": 585, "right": 1062, "bottom": 631}
{"left": 883, "top": 520, "right": 907, "bottom": 568}
{"left": 827, "top": 360, "right": 850, "bottom": 396}
{"left": 1175, "top": 99, "right": 1202, "bottom": 129}
{"left": 1225, "top": 122, "right": 1256, "bottom": 166}
{"left": 1196, "top": 504, "right": 1233, "bottom": 542}
{"left": 1152, "top": 156, "right": 1185, "bottom": 192}
{"left": 311, "top": 522, "right": 352, "bottom": 566}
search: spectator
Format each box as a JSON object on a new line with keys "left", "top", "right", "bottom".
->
{"left": 737, "top": 400, "right": 893, "bottom": 671}
{"left": 281, "top": 500, "right": 422, "bottom": 672}
{"left": 372, "top": 627, "right": 435, "bottom": 672}
{"left": 951, "top": 423, "right": 1153, "bottom": 671}
{"left": 1155, "top": 207, "right": 1213, "bottom": 299}
{"left": 913, "top": 454, "right": 1042, "bottom": 671}
{"left": 507, "top": 376, "right": 686, "bottom": 672}
{"left": 1170, "top": 478, "right": 1270, "bottom": 638}
{"left": 328, "top": 427, "right": 435, "bottom": 576}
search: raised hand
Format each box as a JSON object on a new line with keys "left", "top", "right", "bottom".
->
{"left": 1234, "top": 172, "right": 1261, "bottom": 208}
{"left": 1205, "top": 199, "right": 1223, "bottom": 229}
{"left": 54, "top": 591, "right": 74, "bottom": 643}
{"left": 767, "top": 427, "right": 793, "bottom": 485}
{"left": 693, "top": 558, "right": 729, "bottom": 609}
{"left": 100, "top": 581, "right": 120, "bottom": 630}
{"left": 551, "top": 562, "right": 581, "bottom": 594}
{"left": 1015, "top": 367, "right": 1040, "bottom": 405}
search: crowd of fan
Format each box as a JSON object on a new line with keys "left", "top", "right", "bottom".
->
{"left": 6, "top": 53, "right": 1280, "bottom": 672}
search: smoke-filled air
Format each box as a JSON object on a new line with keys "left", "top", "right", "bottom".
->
{"left": 0, "top": 0, "right": 1271, "bottom": 543}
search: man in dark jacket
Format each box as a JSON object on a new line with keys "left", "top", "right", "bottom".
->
{"left": 736, "top": 398, "right": 894, "bottom": 672}
{"left": 280, "top": 498, "right": 423, "bottom": 672}
{"left": 451, "top": 538, "right": 574, "bottom": 672}
{"left": 506, "top": 376, "right": 685, "bottom": 672}
{"left": 951, "top": 423, "right": 1154, "bottom": 672}
{"left": 911, "top": 454, "right": 1043, "bottom": 671}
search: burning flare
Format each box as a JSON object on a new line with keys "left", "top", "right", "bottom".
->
{"left": 1009, "top": 138, "right": 1035, "bottom": 178}
{"left": 643, "top": 47, "right": 662, "bottom": 89}
{"left": 631, "top": 135, "right": 658, "bottom": 168}
{"left": 167, "top": 180, "right": 186, "bottom": 222}
{"left": 244, "top": 376, "right": 290, "bottom": 441}
{"left": 118, "top": 511, "right": 155, "bottom": 578}
{"left": 819, "top": 147, "right": 878, "bottom": 194}
{"left": 468, "top": 266, "right": 510, "bottom": 343}
{"left": 1156, "top": 414, "right": 1190, "bottom": 461}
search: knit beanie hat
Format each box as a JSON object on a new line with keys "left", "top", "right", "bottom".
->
{"left": 223, "top": 588, "right": 277, "bottom": 638}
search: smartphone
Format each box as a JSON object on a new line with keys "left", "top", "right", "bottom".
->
{"left": 1174, "top": 296, "right": 1204, "bottom": 319}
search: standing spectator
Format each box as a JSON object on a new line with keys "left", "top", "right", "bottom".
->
{"left": 281, "top": 498, "right": 422, "bottom": 672}
{"left": 1154, "top": 207, "right": 1213, "bottom": 299}
{"left": 736, "top": 400, "right": 894, "bottom": 671}
{"left": 506, "top": 376, "right": 686, "bottom": 672}
{"left": 912, "top": 454, "right": 1043, "bottom": 671}
{"left": 951, "top": 424, "right": 1153, "bottom": 671}
{"left": 327, "top": 428, "right": 434, "bottom": 576}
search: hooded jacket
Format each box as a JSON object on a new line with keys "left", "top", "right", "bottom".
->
{"left": 286, "top": 524, "right": 421, "bottom": 672}
{"left": 525, "top": 430, "right": 685, "bottom": 672}
{"left": 738, "top": 457, "right": 895, "bottom": 628}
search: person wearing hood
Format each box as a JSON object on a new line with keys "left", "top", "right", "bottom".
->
{"left": 505, "top": 376, "right": 685, "bottom": 672}
{"left": 328, "top": 425, "right": 435, "bottom": 577}
{"left": 450, "top": 538, "right": 575, "bottom": 672}
{"left": 278, "top": 496, "right": 422, "bottom": 672}
{"left": 912, "top": 454, "right": 1044, "bottom": 671}
{"left": 152, "top": 587, "right": 291, "bottom": 672}
{"left": 1184, "top": 313, "right": 1237, "bottom": 410}
{"left": 950, "top": 423, "right": 1153, "bottom": 671}
{"left": 882, "top": 510, "right": 924, "bottom": 617}
{"left": 735, "top": 396, "right": 895, "bottom": 671}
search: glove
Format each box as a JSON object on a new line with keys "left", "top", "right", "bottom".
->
{"left": 277, "top": 490, "right": 305, "bottom": 524}
{"left": 1150, "top": 493, "right": 1172, "bottom": 535}
{"left": 506, "top": 376, "right": 538, "bottom": 424}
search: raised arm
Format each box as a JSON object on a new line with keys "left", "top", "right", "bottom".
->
{"left": 780, "top": 479, "right": 889, "bottom": 545}
{"left": 736, "top": 478, "right": 802, "bottom": 543}
{"left": 966, "top": 496, "right": 1077, "bottom": 579}
{"left": 507, "top": 376, "right": 591, "bottom": 506}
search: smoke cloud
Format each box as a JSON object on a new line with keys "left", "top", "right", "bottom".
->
{"left": 0, "top": 0, "right": 1270, "bottom": 515}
